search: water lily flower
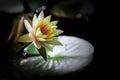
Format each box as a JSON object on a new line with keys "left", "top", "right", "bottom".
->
{"left": 17, "top": 11, "right": 63, "bottom": 51}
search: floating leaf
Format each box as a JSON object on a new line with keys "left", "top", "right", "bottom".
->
{"left": 24, "top": 43, "right": 39, "bottom": 55}
{"left": 51, "top": 0, "right": 94, "bottom": 18}
{"left": 0, "top": 0, "right": 46, "bottom": 13}
{"left": 14, "top": 35, "right": 94, "bottom": 78}
{"left": 0, "top": 0, "right": 23, "bottom": 13}
{"left": 25, "top": 0, "right": 47, "bottom": 11}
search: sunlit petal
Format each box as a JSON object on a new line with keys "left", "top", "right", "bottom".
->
{"left": 51, "top": 21, "right": 58, "bottom": 25}
{"left": 38, "top": 11, "right": 44, "bottom": 21}
{"left": 37, "top": 38, "right": 46, "bottom": 41}
{"left": 37, "top": 35, "right": 47, "bottom": 38}
{"left": 54, "top": 30, "right": 64, "bottom": 36}
{"left": 43, "top": 15, "right": 51, "bottom": 23}
{"left": 36, "top": 29, "right": 42, "bottom": 36}
{"left": 49, "top": 30, "right": 63, "bottom": 37}
{"left": 46, "top": 39, "right": 62, "bottom": 45}
{"left": 24, "top": 20, "right": 34, "bottom": 34}
{"left": 51, "top": 25, "right": 58, "bottom": 28}
{"left": 32, "top": 14, "right": 38, "bottom": 28}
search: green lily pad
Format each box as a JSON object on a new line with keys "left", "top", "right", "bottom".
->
{"left": 26, "top": 0, "right": 46, "bottom": 12}
{"left": 0, "top": 0, "right": 46, "bottom": 13}
{"left": 51, "top": 0, "right": 94, "bottom": 18}
{"left": 15, "top": 35, "right": 94, "bottom": 78}
{"left": 0, "top": 0, "right": 23, "bottom": 13}
{"left": 24, "top": 43, "right": 39, "bottom": 55}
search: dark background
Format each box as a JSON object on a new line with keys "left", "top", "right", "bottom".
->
{"left": 0, "top": 0, "right": 106, "bottom": 80}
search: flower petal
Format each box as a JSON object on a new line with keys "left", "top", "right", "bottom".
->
{"left": 37, "top": 38, "right": 46, "bottom": 41}
{"left": 51, "top": 21, "right": 58, "bottom": 25}
{"left": 33, "top": 41, "right": 41, "bottom": 49}
{"left": 43, "top": 15, "right": 51, "bottom": 23}
{"left": 54, "top": 29, "right": 64, "bottom": 36}
{"left": 24, "top": 20, "right": 34, "bottom": 34}
{"left": 41, "top": 43, "right": 53, "bottom": 51}
{"left": 36, "top": 28, "right": 42, "bottom": 36}
{"left": 37, "top": 35, "right": 47, "bottom": 38}
{"left": 49, "top": 29, "right": 63, "bottom": 37}
{"left": 51, "top": 25, "right": 58, "bottom": 28}
{"left": 46, "top": 39, "right": 62, "bottom": 45}
{"left": 38, "top": 11, "right": 44, "bottom": 21}
{"left": 32, "top": 14, "right": 38, "bottom": 28}
{"left": 17, "top": 33, "right": 32, "bottom": 42}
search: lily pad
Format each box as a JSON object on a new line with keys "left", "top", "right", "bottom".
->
{"left": 0, "top": 0, "right": 46, "bottom": 13}
{"left": 15, "top": 35, "right": 94, "bottom": 78}
{"left": 24, "top": 43, "right": 39, "bottom": 55}
{"left": 51, "top": 0, "right": 94, "bottom": 18}
{"left": 25, "top": 0, "right": 46, "bottom": 12}
{"left": 0, "top": 0, "right": 23, "bottom": 13}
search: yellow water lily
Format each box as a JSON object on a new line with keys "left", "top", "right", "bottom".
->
{"left": 17, "top": 11, "right": 63, "bottom": 50}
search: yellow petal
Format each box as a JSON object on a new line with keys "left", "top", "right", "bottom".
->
{"left": 51, "top": 21, "right": 58, "bottom": 25}
{"left": 36, "top": 34, "right": 47, "bottom": 39}
{"left": 37, "top": 38, "right": 46, "bottom": 41}
{"left": 51, "top": 25, "right": 58, "bottom": 28}
{"left": 43, "top": 15, "right": 51, "bottom": 23}
{"left": 49, "top": 29, "right": 63, "bottom": 37}
{"left": 36, "top": 28, "right": 42, "bottom": 36}
{"left": 44, "top": 38, "right": 54, "bottom": 41}
{"left": 54, "top": 29, "right": 64, "bottom": 36}
{"left": 17, "top": 33, "right": 32, "bottom": 42}
{"left": 46, "top": 39, "right": 62, "bottom": 45}
{"left": 38, "top": 11, "right": 44, "bottom": 21}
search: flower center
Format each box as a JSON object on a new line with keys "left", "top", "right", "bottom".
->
{"left": 40, "top": 25, "right": 51, "bottom": 35}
